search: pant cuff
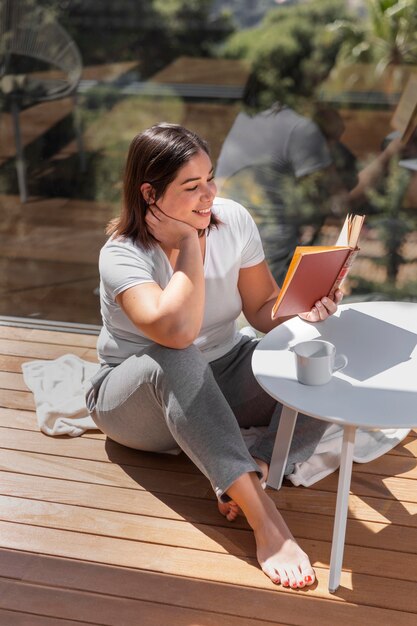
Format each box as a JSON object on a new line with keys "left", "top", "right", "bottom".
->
{"left": 214, "top": 462, "right": 263, "bottom": 503}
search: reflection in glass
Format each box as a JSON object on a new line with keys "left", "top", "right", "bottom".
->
{"left": 0, "top": 0, "right": 416, "bottom": 324}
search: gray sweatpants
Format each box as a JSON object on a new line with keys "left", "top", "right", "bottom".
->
{"left": 86, "top": 336, "right": 327, "bottom": 501}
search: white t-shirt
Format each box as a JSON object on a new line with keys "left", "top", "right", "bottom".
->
{"left": 97, "top": 197, "right": 265, "bottom": 364}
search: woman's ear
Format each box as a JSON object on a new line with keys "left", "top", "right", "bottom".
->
{"left": 140, "top": 182, "right": 155, "bottom": 205}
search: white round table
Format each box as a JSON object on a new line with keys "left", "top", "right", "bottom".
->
{"left": 252, "top": 301, "right": 417, "bottom": 592}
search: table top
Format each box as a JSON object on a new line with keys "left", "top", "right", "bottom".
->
{"left": 252, "top": 301, "right": 417, "bottom": 429}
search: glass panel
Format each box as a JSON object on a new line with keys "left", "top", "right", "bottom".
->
{"left": 1, "top": 0, "right": 416, "bottom": 325}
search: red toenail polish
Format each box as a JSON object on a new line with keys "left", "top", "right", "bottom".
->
{"left": 305, "top": 575, "right": 313, "bottom": 583}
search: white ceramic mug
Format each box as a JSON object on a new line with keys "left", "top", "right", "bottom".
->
{"left": 292, "top": 339, "right": 348, "bottom": 386}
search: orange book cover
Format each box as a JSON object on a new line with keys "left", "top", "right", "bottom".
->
{"left": 271, "top": 214, "right": 364, "bottom": 319}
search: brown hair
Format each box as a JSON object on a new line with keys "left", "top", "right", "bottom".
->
{"left": 107, "top": 123, "right": 220, "bottom": 247}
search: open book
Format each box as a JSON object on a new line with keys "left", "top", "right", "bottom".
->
{"left": 271, "top": 214, "right": 365, "bottom": 319}
{"left": 391, "top": 74, "right": 417, "bottom": 144}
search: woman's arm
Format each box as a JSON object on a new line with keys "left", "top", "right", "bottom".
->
{"left": 348, "top": 137, "right": 403, "bottom": 206}
{"left": 238, "top": 261, "right": 342, "bottom": 334}
{"left": 116, "top": 208, "right": 205, "bottom": 349}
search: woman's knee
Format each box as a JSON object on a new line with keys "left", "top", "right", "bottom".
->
{"left": 96, "top": 344, "right": 209, "bottom": 411}
{"left": 147, "top": 343, "right": 210, "bottom": 386}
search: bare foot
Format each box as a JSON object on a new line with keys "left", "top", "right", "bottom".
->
{"left": 218, "top": 458, "right": 269, "bottom": 522}
{"left": 217, "top": 499, "right": 240, "bottom": 521}
{"left": 255, "top": 497, "right": 315, "bottom": 589}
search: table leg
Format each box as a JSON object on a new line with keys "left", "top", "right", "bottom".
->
{"left": 267, "top": 405, "right": 298, "bottom": 490}
{"left": 328, "top": 424, "right": 356, "bottom": 593}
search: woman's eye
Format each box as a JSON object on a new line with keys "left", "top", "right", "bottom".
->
{"left": 185, "top": 185, "right": 198, "bottom": 192}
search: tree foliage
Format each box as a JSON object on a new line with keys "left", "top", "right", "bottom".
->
{"left": 40, "top": 0, "right": 234, "bottom": 77}
{"left": 330, "top": 0, "right": 417, "bottom": 73}
{"left": 220, "top": 0, "right": 348, "bottom": 110}
{"left": 366, "top": 158, "right": 414, "bottom": 282}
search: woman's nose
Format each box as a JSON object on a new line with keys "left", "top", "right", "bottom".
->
{"left": 201, "top": 182, "right": 216, "bottom": 200}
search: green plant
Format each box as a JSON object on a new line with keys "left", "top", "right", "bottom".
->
{"left": 366, "top": 158, "right": 415, "bottom": 282}
{"left": 221, "top": 0, "right": 348, "bottom": 110}
{"left": 330, "top": 0, "right": 417, "bottom": 76}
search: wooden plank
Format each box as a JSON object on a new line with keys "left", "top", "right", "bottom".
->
{"left": 2, "top": 424, "right": 416, "bottom": 482}
{"left": 2, "top": 428, "right": 416, "bottom": 503}
{"left": 0, "top": 428, "right": 196, "bottom": 472}
{"left": 1, "top": 493, "right": 416, "bottom": 566}
{"left": 0, "top": 495, "right": 254, "bottom": 557}
{"left": 1, "top": 469, "right": 416, "bottom": 534}
{"left": 385, "top": 435, "right": 417, "bottom": 457}
{"left": 0, "top": 449, "right": 211, "bottom": 496}
{"left": 307, "top": 470, "right": 417, "bottom": 504}
{"left": 151, "top": 57, "right": 250, "bottom": 87}
{"left": 0, "top": 100, "right": 73, "bottom": 159}
{"left": 0, "top": 609, "right": 99, "bottom": 626}
{"left": 1, "top": 520, "right": 417, "bottom": 613}
{"left": 1, "top": 445, "right": 417, "bottom": 517}
{"left": 0, "top": 408, "right": 37, "bottom": 426}
{"left": 0, "top": 470, "right": 221, "bottom": 524}
{"left": 0, "top": 338, "right": 89, "bottom": 360}
{"left": 0, "top": 228, "right": 105, "bottom": 265}
{"left": 0, "top": 355, "right": 29, "bottom": 373}
{"left": 0, "top": 408, "right": 105, "bottom": 439}
{"left": 0, "top": 326, "right": 98, "bottom": 349}
{"left": 348, "top": 453, "right": 417, "bottom": 480}
{"left": 275, "top": 486, "right": 417, "bottom": 528}
{"left": 2, "top": 549, "right": 416, "bottom": 626}
{"left": 0, "top": 372, "right": 27, "bottom": 391}
{"left": 0, "top": 390, "right": 34, "bottom": 411}
{"left": 0, "top": 578, "right": 274, "bottom": 626}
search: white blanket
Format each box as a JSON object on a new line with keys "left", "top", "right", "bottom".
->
{"left": 22, "top": 354, "right": 410, "bottom": 486}
{"left": 240, "top": 424, "right": 410, "bottom": 487}
{"left": 22, "top": 354, "right": 99, "bottom": 437}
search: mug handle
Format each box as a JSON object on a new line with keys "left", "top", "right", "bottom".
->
{"left": 334, "top": 354, "right": 348, "bottom": 372}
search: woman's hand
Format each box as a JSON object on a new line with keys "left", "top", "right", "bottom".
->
{"left": 298, "top": 289, "right": 343, "bottom": 323}
{"left": 145, "top": 203, "right": 197, "bottom": 249}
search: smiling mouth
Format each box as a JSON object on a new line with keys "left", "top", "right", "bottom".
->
{"left": 192, "top": 208, "right": 211, "bottom": 215}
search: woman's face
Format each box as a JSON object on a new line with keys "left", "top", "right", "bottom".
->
{"left": 155, "top": 150, "right": 217, "bottom": 229}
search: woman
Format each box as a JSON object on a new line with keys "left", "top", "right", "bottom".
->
{"left": 86, "top": 123, "right": 342, "bottom": 590}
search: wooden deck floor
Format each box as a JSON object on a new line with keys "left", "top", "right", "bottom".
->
{"left": 0, "top": 324, "right": 416, "bottom": 625}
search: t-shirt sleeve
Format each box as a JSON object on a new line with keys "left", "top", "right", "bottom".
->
{"left": 99, "top": 240, "right": 156, "bottom": 300}
{"left": 237, "top": 205, "right": 265, "bottom": 268}
{"left": 288, "top": 118, "right": 332, "bottom": 178}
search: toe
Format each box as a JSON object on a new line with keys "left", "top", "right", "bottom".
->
{"left": 228, "top": 502, "right": 240, "bottom": 521}
{"left": 276, "top": 567, "right": 289, "bottom": 588}
{"left": 282, "top": 565, "right": 297, "bottom": 589}
{"left": 218, "top": 500, "right": 240, "bottom": 522}
{"left": 217, "top": 501, "right": 229, "bottom": 518}
{"left": 262, "top": 564, "right": 280, "bottom": 585}
{"left": 301, "top": 562, "right": 315, "bottom": 586}
{"left": 292, "top": 567, "right": 306, "bottom": 589}
{"left": 299, "top": 555, "right": 315, "bottom": 584}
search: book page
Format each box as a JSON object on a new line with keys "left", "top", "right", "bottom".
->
{"left": 348, "top": 214, "right": 365, "bottom": 248}
{"left": 335, "top": 214, "right": 350, "bottom": 246}
{"left": 335, "top": 214, "right": 364, "bottom": 248}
